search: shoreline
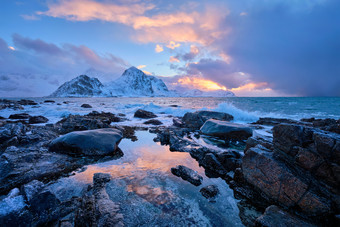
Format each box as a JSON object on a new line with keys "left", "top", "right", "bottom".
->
{"left": 0, "top": 98, "right": 339, "bottom": 226}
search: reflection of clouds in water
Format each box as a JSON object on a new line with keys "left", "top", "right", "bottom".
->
{"left": 72, "top": 131, "right": 203, "bottom": 184}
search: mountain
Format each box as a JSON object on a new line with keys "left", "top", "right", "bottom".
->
{"left": 177, "top": 89, "right": 235, "bottom": 97}
{"left": 49, "top": 75, "right": 103, "bottom": 97}
{"left": 102, "top": 67, "right": 170, "bottom": 97}
{"left": 49, "top": 67, "right": 235, "bottom": 97}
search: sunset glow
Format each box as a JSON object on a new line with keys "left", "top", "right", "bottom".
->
{"left": 175, "top": 77, "right": 227, "bottom": 91}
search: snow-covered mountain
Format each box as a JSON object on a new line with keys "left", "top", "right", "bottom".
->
{"left": 49, "top": 67, "right": 235, "bottom": 97}
{"left": 49, "top": 75, "right": 103, "bottom": 97}
{"left": 102, "top": 67, "right": 170, "bottom": 97}
{"left": 176, "top": 89, "right": 235, "bottom": 97}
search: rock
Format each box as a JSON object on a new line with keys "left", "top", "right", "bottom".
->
{"left": 256, "top": 205, "right": 316, "bottom": 227}
{"left": 171, "top": 165, "right": 203, "bottom": 186}
{"left": 56, "top": 112, "right": 122, "bottom": 134}
{"left": 134, "top": 109, "right": 157, "bottom": 119}
{"left": 143, "top": 119, "right": 162, "bottom": 125}
{"left": 9, "top": 113, "right": 31, "bottom": 119}
{"left": 18, "top": 99, "right": 38, "bottom": 105}
{"left": 200, "top": 185, "right": 219, "bottom": 200}
{"left": 201, "top": 153, "right": 227, "bottom": 176}
{"left": 215, "top": 150, "right": 242, "bottom": 172}
{"left": 44, "top": 100, "right": 55, "bottom": 103}
{"left": 173, "top": 118, "right": 184, "bottom": 127}
{"left": 49, "top": 128, "right": 123, "bottom": 157}
{"left": 242, "top": 146, "right": 331, "bottom": 216}
{"left": 253, "top": 117, "right": 300, "bottom": 126}
{"left": 29, "top": 115, "right": 48, "bottom": 124}
{"left": 182, "top": 110, "right": 233, "bottom": 129}
{"left": 81, "top": 103, "right": 92, "bottom": 108}
{"left": 200, "top": 119, "right": 252, "bottom": 141}
{"left": 75, "top": 173, "right": 123, "bottom": 227}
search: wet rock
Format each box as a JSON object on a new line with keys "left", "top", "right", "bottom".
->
{"left": 253, "top": 117, "right": 300, "bottom": 126}
{"left": 134, "top": 109, "right": 157, "bottom": 119}
{"left": 245, "top": 136, "right": 273, "bottom": 152}
{"left": 0, "top": 99, "right": 24, "bottom": 110}
{"left": 44, "top": 100, "right": 55, "bottom": 103}
{"left": 242, "top": 146, "right": 331, "bottom": 216}
{"left": 0, "top": 147, "right": 81, "bottom": 195}
{"left": 9, "top": 113, "right": 31, "bottom": 119}
{"left": 215, "top": 150, "right": 242, "bottom": 172}
{"left": 200, "top": 119, "right": 252, "bottom": 141}
{"left": 182, "top": 110, "right": 233, "bottom": 129}
{"left": 237, "top": 200, "right": 264, "bottom": 227}
{"left": 80, "top": 103, "right": 92, "bottom": 108}
{"left": 171, "top": 165, "right": 203, "bottom": 186}
{"left": 18, "top": 99, "right": 38, "bottom": 105}
{"left": 75, "top": 173, "right": 123, "bottom": 227}
{"left": 56, "top": 112, "right": 123, "bottom": 134}
{"left": 201, "top": 153, "right": 227, "bottom": 176}
{"left": 256, "top": 205, "right": 317, "bottom": 227}
{"left": 200, "top": 185, "right": 219, "bottom": 200}
{"left": 29, "top": 115, "right": 49, "bottom": 124}
{"left": 301, "top": 118, "right": 340, "bottom": 134}
{"left": 49, "top": 128, "right": 123, "bottom": 157}
{"left": 143, "top": 119, "right": 162, "bottom": 125}
{"left": 173, "top": 118, "right": 184, "bottom": 127}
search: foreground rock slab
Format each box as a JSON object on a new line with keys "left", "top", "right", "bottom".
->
{"left": 171, "top": 165, "right": 203, "bottom": 186}
{"left": 200, "top": 119, "right": 252, "bottom": 140}
{"left": 49, "top": 128, "right": 123, "bottom": 157}
{"left": 256, "top": 205, "right": 317, "bottom": 227}
{"left": 181, "top": 110, "right": 233, "bottom": 129}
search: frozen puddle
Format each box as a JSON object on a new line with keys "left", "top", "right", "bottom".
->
{"left": 49, "top": 131, "right": 244, "bottom": 226}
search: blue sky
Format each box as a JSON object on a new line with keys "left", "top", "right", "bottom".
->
{"left": 0, "top": 0, "right": 339, "bottom": 97}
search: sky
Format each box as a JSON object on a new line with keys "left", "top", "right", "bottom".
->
{"left": 0, "top": 0, "right": 339, "bottom": 97}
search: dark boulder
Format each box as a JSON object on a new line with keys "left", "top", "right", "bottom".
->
{"left": 134, "top": 109, "right": 157, "bottom": 119}
{"left": 200, "top": 153, "right": 227, "bottom": 176}
{"left": 253, "top": 117, "right": 300, "bottom": 126}
{"left": 18, "top": 99, "right": 38, "bottom": 105}
{"left": 143, "top": 119, "right": 162, "bottom": 125}
{"left": 182, "top": 110, "right": 233, "bottom": 129}
{"left": 200, "top": 119, "right": 252, "bottom": 141}
{"left": 44, "top": 100, "right": 55, "bottom": 103}
{"left": 200, "top": 185, "right": 219, "bottom": 200}
{"left": 81, "top": 104, "right": 92, "bottom": 108}
{"left": 29, "top": 115, "right": 48, "bottom": 124}
{"left": 171, "top": 165, "right": 203, "bottom": 186}
{"left": 49, "top": 128, "right": 123, "bottom": 157}
{"left": 9, "top": 113, "right": 31, "bottom": 119}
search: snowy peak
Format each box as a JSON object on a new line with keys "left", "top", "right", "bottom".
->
{"left": 49, "top": 74, "right": 103, "bottom": 97}
{"left": 103, "top": 67, "right": 169, "bottom": 96}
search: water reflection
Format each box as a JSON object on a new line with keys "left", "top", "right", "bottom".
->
{"left": 49, "top": 131, "right": 244, "bottom": 226}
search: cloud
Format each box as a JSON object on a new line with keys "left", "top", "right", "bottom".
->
{"left": 166, "top": 41, "right": 180, "bottom": 50}
{"left": 38, "top": 0, "right": 229, "bottom": 45}
{"left": 0, "top": 35, "right": 129, "bottom": 96}
{"left": 175, "top": 45, "right": 200, "bottom": 62}
{"left": 219, "top": 0, "right": 340, "bottom": 96}
{"left": 155, "top": 44, "right": 163, "bottom": 53}
{"left": 169, "top": 56, "right": 180, "bottom": 63}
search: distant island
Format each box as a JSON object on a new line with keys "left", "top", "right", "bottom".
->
{"left": 49, "top": 67, "right": 235, "bottom": 98}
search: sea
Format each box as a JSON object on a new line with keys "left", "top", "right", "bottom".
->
{"left": 1, "top": 97, "right": 339, "bottom": 226}
{"left": 1, "top": 97, "right": 340, "bottom": 125}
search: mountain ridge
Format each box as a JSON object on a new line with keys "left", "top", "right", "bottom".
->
{"left": 49, "top": 67, "right": 235, "bottom": 97}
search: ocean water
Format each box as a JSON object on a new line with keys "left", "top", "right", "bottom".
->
{"left": 1, "top": 97, "right": 340, "bottom": 124}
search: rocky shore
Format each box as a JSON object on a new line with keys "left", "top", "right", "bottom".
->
{"left": 0, "top": 99, "right": 339, "bottom": 226}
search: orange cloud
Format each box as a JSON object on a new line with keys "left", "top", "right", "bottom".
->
{"left": 166, "top": 41, "right": 181, "bottom": 49}
{"left": 38, "top": 0, "right": 229, "bottom": 45}
{"left": 175, "top": 77, "right": 227, "bottom": 91}
{"left": 155, "top": 44, "right": 163, "bottom": 53}
{"left": 169, "top": 56, "right": 180, "bottom": 63}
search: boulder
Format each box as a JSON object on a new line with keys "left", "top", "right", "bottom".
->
{"left": 81, "top": 104, "right": 92, "bottom": 108}
{"left": 200, "top": 185, "right": 219, "bottom": 200}
{"left": 182, "top": 110, "right": 233, "bottom": 129}
{"left": 201, "top": 153, "right": 227, "bottom": 176}
{"left": 143, "top": 119, "right": 162, "bottom": 125}
{"left": 29, "top": 116, "right": 48, "bottom": 124}
{"left": 200, "top": 119, "right": 252, "bottom": 140}
{"left": 49, "top": 128, "right": 123, "bottom": 157}
{"left": 256, "top": 205, "right": 316, "bottom": 227}
{"left": 253, "top": 117, "right": 299, "bottom": 126}
{"left": 9, "top": 113, "right": 31, "bottom": 119}
{"left": 18, "top": 99, "right": 38, "bottom": 105}
{"left": 171, "top": 165, "right": 203, "bottom": 186}
{"left": 44, "top": 100, "right": 55, "bottom": 103}
{"left": 134, "top": 109, "right": 157, "bottom": 119}
{"left": 242, "top": 147, "right": 331, "bottom": 216}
